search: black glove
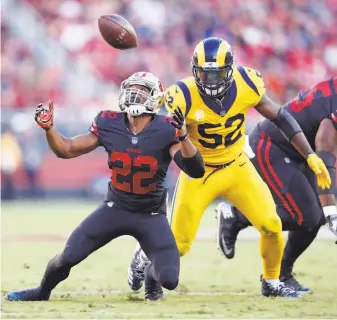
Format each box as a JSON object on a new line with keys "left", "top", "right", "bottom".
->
{"left": 170, "top": 107, "right": 187, "bottom": 140}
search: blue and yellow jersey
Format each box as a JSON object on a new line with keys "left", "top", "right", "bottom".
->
{"left": 165, "top": 66, "right": 265, "bottom": 165}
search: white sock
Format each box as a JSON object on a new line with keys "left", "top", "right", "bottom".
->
{"left": 265, "top": 279, "right": 280, "bottom": 286}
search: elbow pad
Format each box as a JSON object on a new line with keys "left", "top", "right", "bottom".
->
{"left": 174, "top": 150, "right": 205, "bottom": 178}
{"left": 316, "top": 151, "right": 336, "bottom": 195}
{"left": 272, "top": 108, "right": 303, "bottom": 141}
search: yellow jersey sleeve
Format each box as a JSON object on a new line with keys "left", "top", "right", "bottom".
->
{"left": 237, "top": 66, "right": 266, "bottom": 106}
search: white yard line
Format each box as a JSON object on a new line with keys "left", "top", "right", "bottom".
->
{"left": 53, "top": 290, "right": 250, "bottom": 296}
{"left": 1, "top": 312, "right": 320, "bottom": 320}
{"left": 0, "top": 312, "right": 256, "bottom": 319}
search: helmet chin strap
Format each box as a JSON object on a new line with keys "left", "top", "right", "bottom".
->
{"left": 125, "top": 104, "right": 160, "bottom": 116}
{"left": 125, "top": 104, "right": 147, "bottom": 116}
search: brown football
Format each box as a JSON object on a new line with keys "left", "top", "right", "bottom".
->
{"left": 98, "top": 14, "right": 137, "bottom": 50}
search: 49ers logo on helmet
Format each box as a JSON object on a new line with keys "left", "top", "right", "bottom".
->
{"left": 158, "top": 80, "right": 164, "bottom": 92}
{"left": 134, "top": 72, "right": 147, "bottom": 78}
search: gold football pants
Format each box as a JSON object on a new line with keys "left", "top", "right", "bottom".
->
{"left": 170, "top": 153, "right": 284, "bottom": 279}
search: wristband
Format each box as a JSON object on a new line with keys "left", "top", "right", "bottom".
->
{"left": 44, "top": 125, "right": 53, "bottom": 131}
{"left": 323, "top": 205, "right": 337, "bottom": 218}
{"left": 179, "top": 133, "right": 188, "bottom": 141}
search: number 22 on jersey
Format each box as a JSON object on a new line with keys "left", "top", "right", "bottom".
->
{"left": 110, "top": 152, "right": 158, "bottom": 194}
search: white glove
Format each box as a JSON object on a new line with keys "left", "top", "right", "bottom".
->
{"left": 323, "top": 206, "right": 337, "bottom": 237}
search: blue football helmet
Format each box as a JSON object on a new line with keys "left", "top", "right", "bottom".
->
{"left": 192, "top": 37, "right": 235, "bottom": 99}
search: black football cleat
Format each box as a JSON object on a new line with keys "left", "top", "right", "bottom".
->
{"left": 144, "top": 263, "right": 164, "bottom": 302}
{"left": 215, "top": 203, "right": 242, "bottom": 259}
{"left": 144, "top": 287, "right": 164, "bottom": 302}
{"left": 5, "top": 287, "right": 50, "bottom": 301}
{"left": 128, "top": 247, "right": 150, "bottom": 291}
{"left": 280, "top": 273, "right": 312, "bottom": 293}
{"left": 261, "top": 279, "right": 302, "bottom": 297}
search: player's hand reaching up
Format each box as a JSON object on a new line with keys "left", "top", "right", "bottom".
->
{"left": 306, "top": 153, "right": 331, "bottom": 189}
{"left": 170, "top": 107, "right": 187, "bottom": 140}
{"left": 35, "top": 101, "right": 54, "bottom": 130}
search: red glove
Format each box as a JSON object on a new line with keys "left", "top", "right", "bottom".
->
{"left": 35, "top": 101, "right": 54, "bottom": 130}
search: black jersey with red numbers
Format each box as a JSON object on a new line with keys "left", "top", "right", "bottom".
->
{"left": 90, "top": 111, "right": 178, "bottom": 214}
{"left": 257, "top": 77, "right": 337, "bottom": 162}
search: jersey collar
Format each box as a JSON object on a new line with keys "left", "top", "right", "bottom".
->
{"left": 199, "top": 80, "right": 237, "bottom": 117}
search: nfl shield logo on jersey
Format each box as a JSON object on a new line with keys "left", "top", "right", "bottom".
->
{"left": 131, "top": 137, "right": 138, "bottom": 145}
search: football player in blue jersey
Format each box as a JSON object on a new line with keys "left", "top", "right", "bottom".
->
{"left": 5, "top": 72, "right": 205, "bottom": 302}
{"left": 216, "top": 78, "right": 337, "bottom": 292}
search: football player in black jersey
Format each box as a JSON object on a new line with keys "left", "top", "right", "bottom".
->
{"left": 5, "top": 72, "right": 205, "bottom": 302}
{"left": 216, "top": 78, "right": 337, "bottom": 292}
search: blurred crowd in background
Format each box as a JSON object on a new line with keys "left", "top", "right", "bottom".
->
{"left": 1, "top": 0, "right": 337, "bottom": 200}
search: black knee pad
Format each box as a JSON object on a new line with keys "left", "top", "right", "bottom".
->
{"left": 161, "top": 278, "right": 179, "bottom": 290}
{"left": 158, "top": 268, "right": 179, "bottom": 290}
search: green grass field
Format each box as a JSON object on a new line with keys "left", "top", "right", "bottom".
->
{"left": 1, "top": 201, "right": 337, "bottom": 319}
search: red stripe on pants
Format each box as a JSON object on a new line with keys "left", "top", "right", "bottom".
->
{"left": 285, "top": 193, "right": 304, "bottom": 225}
{"left": 264, "top": 136, "right": 304, "bottom": 225}
{"left": 257, "top": 132, "right": 295, "bottom": 220}
{"left": 265, "top": 137, "right": 283, "bottom": 188}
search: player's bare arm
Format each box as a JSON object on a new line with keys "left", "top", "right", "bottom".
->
{"left": 35, "top": 101, "right": 100, "bottom": 159}
{"left": 315, "top": 118, "right": 337, "bottom": 235}
{"left": 169, "top": 107, "right": 205, "bottom": 178}
{"left": 45, "top": 130, "right": 99, "bottom": 159}
{"left": 255, "top": 94, "right": 331, "bottom": 190}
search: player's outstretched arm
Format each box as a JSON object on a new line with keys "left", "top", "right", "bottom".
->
{"left": 169, "top": 107, "right": 205, "bottom": 179}
{"left": 315, "top": 119, "right": 337, "bottom": 236}
{"left": 255, "top": 94, "right": 331, "bottom": 190}
{"left": 35, "top": 101, "right": 100, "bottom": 159}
